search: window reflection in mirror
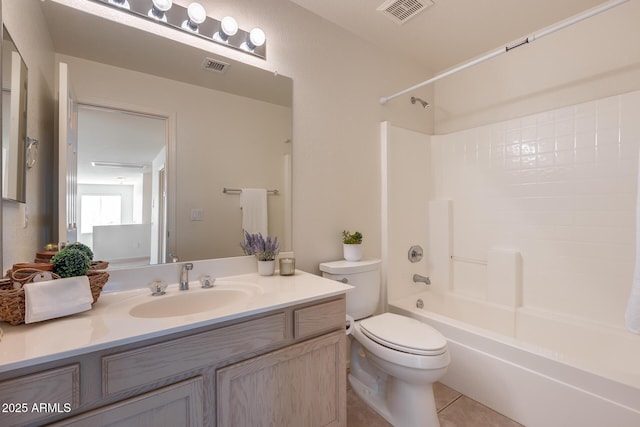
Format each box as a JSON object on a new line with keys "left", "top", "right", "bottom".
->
{"left": 1, "top": 26, "right": 28, "bottom": 203}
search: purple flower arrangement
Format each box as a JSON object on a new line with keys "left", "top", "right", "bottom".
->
{"left": 241, "top": 230, "right": 280, "bottom": 261}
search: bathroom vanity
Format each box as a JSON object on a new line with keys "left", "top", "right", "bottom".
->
{"left": 0, "top": 270, "right": 350, "bottom": 426}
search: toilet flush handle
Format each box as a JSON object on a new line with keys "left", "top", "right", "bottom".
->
{"left": 339, "top": 277, "right": 348, "bottom": 284}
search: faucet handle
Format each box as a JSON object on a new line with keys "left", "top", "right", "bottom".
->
{"left": 148, "top": 280, "right": 168, "bottom": 296}
{"left": 200, "top": 275, "right": 215, "bottom": 288}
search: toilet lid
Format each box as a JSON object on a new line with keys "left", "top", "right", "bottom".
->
{"left": 359, "top": 313, "right": 447, "bottom": 356}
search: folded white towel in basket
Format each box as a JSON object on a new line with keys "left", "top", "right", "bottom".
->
{"left": 24, "top": 276, "right": 93, "bottom": 324}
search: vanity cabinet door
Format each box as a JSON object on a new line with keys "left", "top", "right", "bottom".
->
{"left": 0, "top": 364, "right": 80, "bottom": 427}
{"left": 49, "top": 377, "right": 204, "bottom": 427}
{"left": 217, "top": 330, "right": 346, "bottom": 427}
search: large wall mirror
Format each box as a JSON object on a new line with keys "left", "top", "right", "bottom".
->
{"left": 38, "top": 1, "right": 292, "bottom": 267}
{"left": 2, "top": 25, "right": 28, "bottom": 203}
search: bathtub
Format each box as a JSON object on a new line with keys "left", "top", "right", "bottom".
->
{"left": 389, "top": 291, "right": 640, "bottom": 427}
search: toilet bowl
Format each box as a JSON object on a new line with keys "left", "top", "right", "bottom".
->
{"left": 319, "top": 259, "right": 450, "bottom": 427}
{"left": 350, "top": 313, "right": 449, "bottom": 427}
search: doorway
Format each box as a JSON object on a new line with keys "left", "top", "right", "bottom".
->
{"left": 76, "top": 105, "right": 167, "bottom": 267}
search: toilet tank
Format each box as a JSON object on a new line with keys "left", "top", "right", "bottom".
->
{"left": 319, "top": 259, "right": 381, "bottom": 320}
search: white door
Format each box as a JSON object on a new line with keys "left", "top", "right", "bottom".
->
{"left": 58, "top": 62, "right": 78, "bottom": 243}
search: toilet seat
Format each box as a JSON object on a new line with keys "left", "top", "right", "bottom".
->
{"left": 359, "top": 313, "right": 447, "bottom": 356}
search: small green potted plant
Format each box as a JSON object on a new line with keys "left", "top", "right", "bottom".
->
{"left": 51, "top": 248, "right": 91, "bottom": 277}
{"left": 51, "top": 244, "right": 92, "bottom": 278}
{"left": 342, "top": 230, "right": 363, "bottom": 262}
{"left": 241, "top": 231, "right": 280, "bottom": 275}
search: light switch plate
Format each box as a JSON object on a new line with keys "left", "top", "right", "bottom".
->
{"left": 190, "top": 208, "right": 204, "bottom": 221}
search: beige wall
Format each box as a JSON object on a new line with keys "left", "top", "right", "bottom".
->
{"left": 434, "top": 0, "right": 640, "bottom": 134}
{"left": 228, "top": 0, "right": 435, "bottom": 272}
{"left": 1, "top": 0, "right": 55, "bottom": 270}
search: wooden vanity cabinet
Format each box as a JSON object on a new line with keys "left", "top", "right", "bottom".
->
{"left": 0, "top": 296, "right": 346, "bottom": 427}
{"left": 217, "top": 330, "right": 345, "bottom": 427}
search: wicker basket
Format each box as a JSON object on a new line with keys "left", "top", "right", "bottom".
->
{"left": 0, "top": 269, "right": 109, "bottom": 326}
{"left": 91, "top": 260, "right": 110, "bottom": 270}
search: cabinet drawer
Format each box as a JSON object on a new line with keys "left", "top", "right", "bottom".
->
{"left": 294, "top": 299, "right": 345, "bottom": 340}
{"left": 0, "top": 364, "right": 80, "bottom": 427}
{"left": 102, "top": 312, "right": 286, "bottom": 396}
{"left": 51, "top": 377, "right": 204, "bottom": 427}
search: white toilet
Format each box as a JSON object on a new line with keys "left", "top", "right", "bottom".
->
{"left": 320, "top": 259, "right": 450, "bottom": 427}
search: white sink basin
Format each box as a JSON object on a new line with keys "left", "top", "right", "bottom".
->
{"left": 129, "top": 283, "right": 257, "bottom": 318}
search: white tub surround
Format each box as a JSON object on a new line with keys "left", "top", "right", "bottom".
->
{"left": 0, "top": 267, "right": 351, "bottom": 373}
{"left": 428, "top": 90, "right": 640, "bottom": 330}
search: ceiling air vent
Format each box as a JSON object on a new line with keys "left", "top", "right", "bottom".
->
{"left": 202, "top": 57, "right": 230, "bottom": 73}
{"left": 377, "top": 0, "right": 434, "bottom": 25}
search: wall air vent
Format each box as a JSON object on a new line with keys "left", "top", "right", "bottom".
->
{"left": 202, "top": 57, "right": 230, "bottom": 73}
{"left": 377, "top": 0, "right": 434, "bottom": 25}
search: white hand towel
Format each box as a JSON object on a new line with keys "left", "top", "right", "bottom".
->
{"left": 626, "top": 150, "right": 640, "bottom": 334}
{"left": 240, "top": 188, "right": 268, "bottom": 236}
{"left": 24, "top": 276, "right": 93, "bottom": 324}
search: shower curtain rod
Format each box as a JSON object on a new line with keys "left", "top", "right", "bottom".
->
{"left": 379, "top": 0, "right": 630, "bottom": 105}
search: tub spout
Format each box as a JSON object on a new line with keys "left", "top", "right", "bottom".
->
{"left": 413, "top": 274, "right": 431, "bottom": 285}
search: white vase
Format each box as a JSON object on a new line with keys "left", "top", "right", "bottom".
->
{"left": 343, "top": 244, "right": 362, "bottom": 262}
{"left": 258, "top": 260, "right": 276, "bottom": 276}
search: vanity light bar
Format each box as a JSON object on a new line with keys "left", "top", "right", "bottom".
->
{"left": 93, "top": 0, "right": 267, "bottom": 59}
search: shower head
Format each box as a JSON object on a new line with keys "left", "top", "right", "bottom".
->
{"left": 410, "top": 96, "right": 430, "bottom": 110}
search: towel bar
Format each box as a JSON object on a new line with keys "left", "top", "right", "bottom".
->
{"left": 223, "top": 188, "right": 279, "bottom": 195}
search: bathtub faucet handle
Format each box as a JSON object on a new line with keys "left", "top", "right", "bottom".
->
{"left": 413, "top": 274, "right": 431, "bottom": 285}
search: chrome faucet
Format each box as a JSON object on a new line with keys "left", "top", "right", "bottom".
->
{"left": 413, "top": 274, "right": 431, "bottom": 285}
{"left": 180, "top": 263, "right": 193, "bottom": 290}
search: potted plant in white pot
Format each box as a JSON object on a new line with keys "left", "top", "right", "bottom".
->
{"left": 342, "top": 230, "right": 363, "bottom": 262}
{"left": 241, "top": 231, "right": 280, "bottom": 275}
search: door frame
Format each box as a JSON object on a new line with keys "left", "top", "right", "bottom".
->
{"left": 60, "top": 92, "right": 176, "bottom": 263}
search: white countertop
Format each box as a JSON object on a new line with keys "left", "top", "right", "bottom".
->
{"left": 0, "top": 270, "right": 352, "bottom": 374}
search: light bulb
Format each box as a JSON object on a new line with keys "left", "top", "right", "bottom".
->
{"left": 187, "top": 3, "right": 206, "bottom": 24}
{"left": 183, "top": 2, "right": 206, "bottom": 32}
{"left": 242, "top": 27, "right": 266, "bottom": 52}
{"left": 152, "top": 0, "right": 172, "bottom": 11}
{"left": 149, "top": 0, "right": 172, "bottom": 21}
{"left": 219, "top": 16, "right": 238, "bottom": 38}
{"left": 249, "top": 28, "right": 266, "bottom": 48}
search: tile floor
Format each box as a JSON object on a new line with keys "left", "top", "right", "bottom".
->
{"left": 347, "top": 381, "right": 523, "bottom": 427}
